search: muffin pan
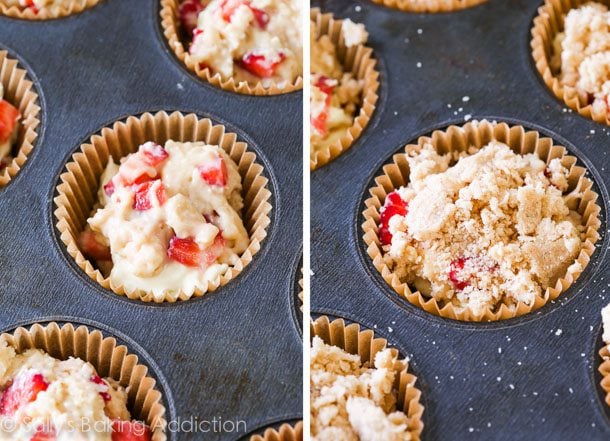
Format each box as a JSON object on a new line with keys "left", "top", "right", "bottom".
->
{"left": 311, "top": 0, "right": 610, "bottom": 438}
{"left": 0, "top": 0, "right": 302, "bottom": 439}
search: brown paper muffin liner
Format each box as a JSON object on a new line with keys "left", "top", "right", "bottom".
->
{"left": 0, "top": 0, "right": 99, "bottom": 19}
{"left": 1, "top": 322, "right": 166, "bottom": 440}
{"left": 0, "top": 50, "right": 40, "bottom": 187}
{"left": 54, "top": 110, "right": 272, "bottom": 303}
{"left": 531, "top": 0, "right": 610, "bottom": 125}
{"left": 250, "top": 422, "right": 303, "bottom": 441}
{"left": 310, "top": 316, "right": 424, "bottom": 440}
{"left": 310, "top": 9, "right": 379, "bottom": 171}
{"left": 599, "top": 344, "right": 610, "bottom": 407}
{"left": 362, "top": 120, "right": 602, "bottom": 322}
{"left": 159, "top": 0, "right": 302, "bottom": 96}
{"left": 369, "top": 0, "right": 486, "bottom": 13}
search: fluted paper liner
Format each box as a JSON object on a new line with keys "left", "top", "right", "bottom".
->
{"left": 0, "top": 50, "right": 40, "bottom": 187}
{"left": 599, "top": 344, "right": 610, "bottom": 407}
{"left": 250, "top": 422, "right": 303, "bottom": 441}
{"left": 0, "top": 0, "right": 99, "bottom": 19}
{"left": 531, "top": 0, "right": 610, "bottom": 125}
{"left": 362, "top": 120, "right": 601, "bottom": 322}
{"left": 0, "top": 322, "right": 166, "bottom": 440}
{"left": 310, "top": 316, "right": 424, "bottom": 440}
{"left": 54, "top": 111, "right": 272, "bottom": 303}
{"left": 310, "top": 9, "right": 379, "bottom": 171}
{"left": 369, "top": 0, "right": 486, "bottom": 13}
{"left": 160, "top": 0, "right": 302, "bottom": 96}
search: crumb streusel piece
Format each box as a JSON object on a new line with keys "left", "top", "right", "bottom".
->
{"left": 310, "top": 336, "right": 414, "bottom": 441}
{"left": 552, "top": 2, "right": 610, "bottom": 116}
{"left": 310, "top": 19, "right": 367, "bottom": 155}
{"left": 380, "top": 141, "right": 584, "bottom": 316}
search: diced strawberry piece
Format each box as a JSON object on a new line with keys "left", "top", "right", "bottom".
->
{"left": 79, "top": 231, "right": 112, "bottom": 262}
{"left": 25, "top": 0, "right": 39, "bottom": 14}
{"left": 201, "top": 234, "right": 225, "bottom": 266}
{"left": 31, "top": 426, "right": 55, "bottom": 441}
{"left": 111, "top": 420, "right": 152, "bottom": 441}
{"left": 314, "top": 75, "right": 335, "bottom": 95}
{"left": 378, "top": 191, "right": 408, "bottom": 246}
{"left": 132, "top": 180, "right": 166, "bottom": 211}
{"left": 448, "top": 257, "right": 470, "bottom": 291}
{"left": 192, "top": 28, "right": 203, "bottom": 38}
{"left": 179, "top": 0, "right": 205, "bottom": 35}
{"left": 311, "top": 107, "right": 329, "bottom": 137}
{"left": 238, "top": 51, "right": 286, "bottom": 78}
{"left": 90, "top": 375, "right": 111, "bottom": 402}
{"left": 197, "top": 156, "right": 227, "bottom": 187}
{"left": 140, "top": 142, "right": 169, "bottom": 167}
{"left": 0, "top": 372, "right": 49, "bottom": 416}
{"left": 251, "top": 7, "right": 269, "bottom": 28}
{"left": 220, "top": 0, "right": 268, "bottom": 28}
{"left": 104, "top": 179, "right": 116, "bottom": 197}
{"left": 220, "top": 0, "right": 244, "bottom": 21}
{"left": 0, "top": 99, "right": 20, "bottom": 144}
{"left": 167, "top": 236, "right": 201, "bottom": 267}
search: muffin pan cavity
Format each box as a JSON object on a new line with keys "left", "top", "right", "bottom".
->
{"left": 53, "top": 110, "right": 274, "bottom": 303}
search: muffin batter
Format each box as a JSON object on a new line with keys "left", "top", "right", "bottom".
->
{"left": 0, "top": 339, "right": 150, "bottom": 440}
{"left": 1, "top": 0, "right": 73, "bottom": 13}
{"left": 81, "top": 140, "right": 249, "bottom": 300}
{"left": 310, "top": 336, "right": 414, "bottom": 441}
{"left": 310, "top": 19, "right": 367, "bottom": 155}
{"left": 184, "top": 0, "right": 302, "bottom": 87}
{"left": 381, "top": 141, "right": 584, "bottom": 316}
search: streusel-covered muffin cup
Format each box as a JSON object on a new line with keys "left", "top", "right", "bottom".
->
{"left": 54, "top": 111, "right": 272, "bottom": 303}
{"left": 0, "top": 50, "right": 40, "bottom": 188}
{"left": 362, "top": 120, "right": 601, "bottom": 322}
{"left": 0, "top": 0, "right": 100, "bottom": 19}
{"left": 531, "top": 0, "right": 610, "bottom": 125}
{"left": 310, "top": 316, "right": 424, "bottom": 440}
{"left": 160, "top": 0, "right": 303, "bottom": 96}
{"left": 310, "top": 8, "right": 379, "bottom": 171}
{"left": 369, "top": 0, "right": 486, "bottom": 13}
{"left": 0, "top": 322, "right": 167, "bottom": 440}
{"left": 250, "top": 422, "right": 303, "bottom": 441}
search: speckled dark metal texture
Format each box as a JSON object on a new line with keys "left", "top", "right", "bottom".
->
{"left": 0, "top": 1, "right": 303, "bottom": 439}
{"left": 311, "top": 1, "right": 610, "bottom": 439}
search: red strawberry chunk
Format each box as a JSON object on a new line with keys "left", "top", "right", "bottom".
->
{"left": 25, "top": 0, "right": 39, "bottom": 14}
{"left": 448, "top": 257, "right": 471, "bottom": 291}
{"left": 90, "top": 375, "right": 111, "bottom": 402}
{"left": 31, "top": 426, "right": 55, "bottom": 441}
{"left": 0, "top": 372, "right": 49, "bottom": 416}
{"left": 221, "top": 0, "right": 268, "bottom": 28}
{"left": 79, "top": 231, "right": 112, "bottom": 261}
{"left": 104, "top": 179, "right": 116, "bottom": 197}
{"left": 179, "top": 0, "right": 205, "bottom": 35}
{"left": 239, "top": 51, "right": 286, "bottom": 78}
{"left": 132, "top": 180, "right": 166, "bottom": 211}
{"left": 314, "top": 75, "right": 335, "bottom": 95}
{"left": 167, "top": 236, "right": 201, "bottom": 267}
{"left": 197, "top": 156, "right": 228, "bottom": 187}
{"left": 201, "top": 234, "right": 225, "bottom": 266}
{"left": 0, "top": 99, "right": 20, "bottom": 144}
{"left": 111, "top": 420, "right": 152, "bottom": 441}
{"left": 378, "top": 191, "right": 408, "bottom": 246}
{"left": 140, "top": 142, "right": 169, "bottom": 167}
